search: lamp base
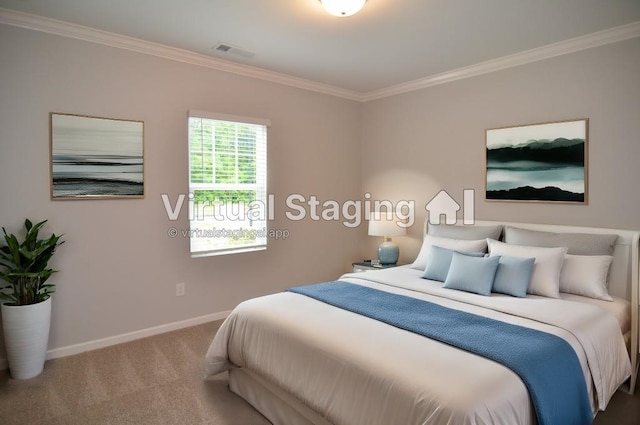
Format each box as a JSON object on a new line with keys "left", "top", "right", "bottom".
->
{"left": 377, "top": 237, "right": 399, "bottom": 265}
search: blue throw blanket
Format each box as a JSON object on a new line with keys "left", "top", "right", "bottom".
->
{"left": 288, "top": 281, "right": 592, "bottom": 425}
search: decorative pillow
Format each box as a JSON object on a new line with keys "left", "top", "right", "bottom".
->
{"left": 410, "top": 235, "right": 488, "bottom": 271}
{"left": 504, "top": 226, "right": 617, "bottom": 256}
{"left": 487, "top": 239, "right": 567, "bottom": 298}
{"left": 560, "top": 254, "right": 614, "bottom": 301}
{"left": 443, "top": 252, "right": 500, "bottom": 296}
{"left": 422, "top": 245, "right": 485, "bottom": 282}
{"left": 491, "top": 256, "right": 535, "bottom": 298}
{"left": 428, "top": 224, "right": 503, "bottom": 241}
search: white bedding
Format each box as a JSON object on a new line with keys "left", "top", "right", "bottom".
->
{"left": 559, "top": 293, "right": 631, "bottom": 335}
{"left": 204, "top": 267, "right": 632, "bottom": 425}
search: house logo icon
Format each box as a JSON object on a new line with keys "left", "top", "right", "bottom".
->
{"left": 425, "top": 190, "right": 475, "bottom": 225}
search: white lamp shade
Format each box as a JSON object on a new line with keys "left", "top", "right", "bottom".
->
{"left": 368, "top": 212, "right": 407, "bottom": 237}
{"left": 320, "top": 0, "right": 367, "bottom": 17}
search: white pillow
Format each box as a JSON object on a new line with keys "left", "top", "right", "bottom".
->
{"left": 411, "top": 235, "right": 487, "bottom": 271}
{"left": 560, "top": 254, "right": 614, "bottom": 301}
{"left": 487, "top": 239, "right": 567, "bottom": 298}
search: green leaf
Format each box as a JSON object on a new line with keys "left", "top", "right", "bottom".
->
{"left": 0, "top": 219, "right": 63, "bottom": 305}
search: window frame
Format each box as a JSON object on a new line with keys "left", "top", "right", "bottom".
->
{"left": 188, "top": 110, "right": 270, "bottom": 257}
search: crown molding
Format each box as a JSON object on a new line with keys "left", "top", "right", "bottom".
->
{"left": 362, "top": 20, "right": 640, "bottom": 101}
{"left": 0, "top": 8, "right": 365, "bottom": 102}
{"left": 1, "top": 8, "right": 638, "bottom": 103}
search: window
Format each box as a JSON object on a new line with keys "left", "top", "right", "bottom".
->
{"left": 188, "top": 110, "right": 269, "bottom": 257}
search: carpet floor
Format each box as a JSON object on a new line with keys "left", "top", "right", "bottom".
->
{"left": 0, "top": 320, "right": 638, "bottom": 425}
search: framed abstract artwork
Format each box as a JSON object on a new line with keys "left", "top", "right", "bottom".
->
{"left": 485, "top": 119, "right": 588, "bottom": 204}
{"left": 50, "top": 113, "right": 144, "bottom": 199}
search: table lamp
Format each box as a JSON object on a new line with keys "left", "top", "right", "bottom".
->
{"left": 368, "top": 212, "right": 407, "bottom": 265}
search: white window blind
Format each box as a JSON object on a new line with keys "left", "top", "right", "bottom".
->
{"left": 188, "top": 110, "right": 269, "bottom": 257}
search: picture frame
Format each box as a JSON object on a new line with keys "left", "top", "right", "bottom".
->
{"left": 485, "top": 118, "right": 588, "bottom": 204}
{"left": 50, "top": 113, "right": 144, "bottom": 200}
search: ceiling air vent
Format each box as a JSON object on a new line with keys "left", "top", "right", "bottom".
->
{"left": 212, "top": 42, "right": 255, "bottom": 59}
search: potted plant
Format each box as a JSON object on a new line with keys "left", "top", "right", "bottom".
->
{"left": 0, "top": 219, "right": 64, "bottom": 379}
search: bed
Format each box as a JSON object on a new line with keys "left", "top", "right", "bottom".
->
{"left": 204, "top": 220, "right": 639, "bottom": 425}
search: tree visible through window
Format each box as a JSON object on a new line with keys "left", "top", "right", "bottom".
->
{"left": 188, "top": 111, "right": 268, "bottom": 256}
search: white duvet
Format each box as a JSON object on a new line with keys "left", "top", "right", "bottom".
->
{"left": 204, "top": 267, "right": 631, "bottom": 425}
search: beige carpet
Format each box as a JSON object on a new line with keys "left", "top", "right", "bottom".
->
{"left": 0, "top": 320, "right": 638, "bottom": 425}
{"left": 0, "top": 321, "right": 269, "bottom": 425}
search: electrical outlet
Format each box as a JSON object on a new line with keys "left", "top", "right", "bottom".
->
{"left": 176, "top": 282, "right": 185, "bottom": 296}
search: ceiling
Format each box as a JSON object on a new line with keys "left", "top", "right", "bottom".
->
{"left": 1, "top": 0, "right": 640, "bottom": 97}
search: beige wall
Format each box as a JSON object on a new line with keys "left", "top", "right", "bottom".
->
{"left": 1, "top": 22, "right": 639, "bottom": 359}
{"left": 0, "top": 25, "right": 362, "bottom": 355}
{"left": 361, "top": 38, "right": 640, "bottom": 265}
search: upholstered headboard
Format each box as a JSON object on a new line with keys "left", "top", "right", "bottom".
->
{"left": 424, "top": 220, "right": 638, "bottom": 300}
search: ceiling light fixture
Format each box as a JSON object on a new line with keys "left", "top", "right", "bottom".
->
{"left": 319, "top": 0, "right": 367, "bottom": 17}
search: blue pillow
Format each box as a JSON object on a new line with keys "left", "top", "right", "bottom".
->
{"left": 422, "top": 245, "right": 485, "bottom": 282}
{"left": 443, "top": 252, "right": 500, "bottom": 296}
{"left": 491, "top": 255, "right": 535, "bottom": 298}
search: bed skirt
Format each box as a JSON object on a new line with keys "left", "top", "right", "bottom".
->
{"left": 229, "top": 368, "right": 333, "bottom": 425}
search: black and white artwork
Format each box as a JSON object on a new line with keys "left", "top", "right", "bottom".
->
{"left": 485, "top": 119, "right": 588, "bottom": 203}
{"left": 50, "top": 113, "right": 144, "bottom": 199}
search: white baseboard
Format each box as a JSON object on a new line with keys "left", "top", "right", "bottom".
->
{"left": 0, "top": 310, "right": 231, "bottom": 371}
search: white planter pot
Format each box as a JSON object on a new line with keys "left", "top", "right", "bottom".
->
{"left": 1, "top": 297, "right": 52, "bottom": 379}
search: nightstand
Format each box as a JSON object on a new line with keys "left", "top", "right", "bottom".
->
{"left": 352, "top": 261, "right": 399, "bottom": 272}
